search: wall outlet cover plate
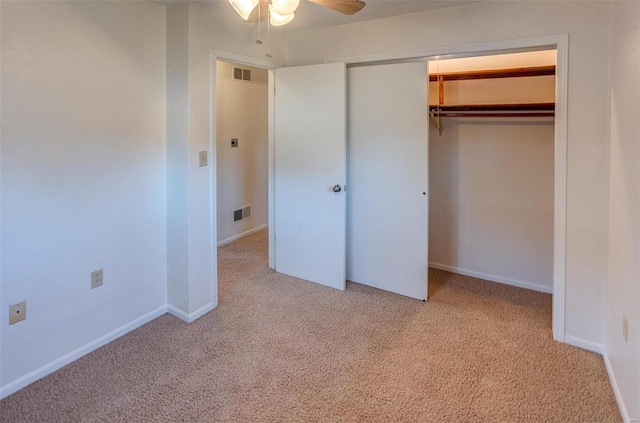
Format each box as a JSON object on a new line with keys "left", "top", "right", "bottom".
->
{"left": 91, "top": 269, "right": 104, "bottom": 289}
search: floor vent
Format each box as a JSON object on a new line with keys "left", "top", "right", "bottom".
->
{"left": 232, "top": 67, "right": 251, "bottom": 82}
{"left": 234, "top": 205, "right": 252, "bottom": 222}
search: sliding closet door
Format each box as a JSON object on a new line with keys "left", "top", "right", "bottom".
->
{"left": 274, "top": 63, "right": 347, "bottom": 290}
{"left": 347, "top": 62, "right": 428, "bottom": 300}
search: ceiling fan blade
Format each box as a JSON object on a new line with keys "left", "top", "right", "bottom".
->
{"left": 309, "top": 0, "right": 366, "bottom": 15}
{"left": 245, "top": 0, "right": 365, "bottom": 22}
{"left": 246, "top": 0, "right": 269, "bottom": 22}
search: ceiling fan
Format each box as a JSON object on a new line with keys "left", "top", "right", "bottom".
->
{"left": 229, "top": 0, "right": 366, "bottom": 27}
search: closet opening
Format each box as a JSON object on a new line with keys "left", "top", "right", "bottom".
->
{"left": 427, "top": 49, "right": 557, "bottom": 300}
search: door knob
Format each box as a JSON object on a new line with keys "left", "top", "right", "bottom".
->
{"left": 332, "top": 184, "right": 342, "bottom": 193}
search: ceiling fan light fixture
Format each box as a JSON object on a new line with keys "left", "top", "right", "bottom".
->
{"left": 228, "top": 0, "right": 259, "bottom": 21}
{"left": 269, "top": 5, "right": 295, "bottom": 26}
{"left": 270, "top": 0, "right": 300, "bottom": 16}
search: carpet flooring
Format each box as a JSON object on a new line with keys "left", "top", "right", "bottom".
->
{"left": 0, "top": 229, "right": 620, "bottom": 422}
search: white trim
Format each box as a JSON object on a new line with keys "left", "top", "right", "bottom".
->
{"left": 329, "top": 34, "right": 569, "bottom": 344}
{"left": 328, "top": 35, "right": 562, "bottom": 66}
{"left": 0, "top": 305, "right": 167, "bottom": 400}
{"left": 429, "top": 262, "right": 553, "bottom": 294}
{"left": 214, "top": 50, "right": 279, "bottom": 70}
{"left": 268, "top": 69, "right": 276, "bottom": 270}
{"left": 209, "top": 48, "right": 218, "bottom": 312}
{"left": 167, "top": 305, "right": 189, "bottom": 322}
{"left": 425, "top": 61, "right": 430, "bottom": 301}
{"left": 603, "top": 351, "right": 632, "bottom": 423}
{"left": 167, "top": 302, "right": 216, "bottom": 323}
{"left": 552, "top": 34, "right": 569, "bottom": 344}
{"left": 563, "top": 335, "right": 604, "bottom": 355}
{"left": 217, "top": 223, "right": 268, "bottom": 247}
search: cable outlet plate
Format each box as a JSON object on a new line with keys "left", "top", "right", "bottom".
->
{"left": 9, "top": 301, "right": 26, "bottom": 325}
{"left": 91, "top": 269, "right": 103, "bottom": 289}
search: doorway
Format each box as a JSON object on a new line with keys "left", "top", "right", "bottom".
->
{"left": 215, "top": 59, "right": 270, "bottom": 264}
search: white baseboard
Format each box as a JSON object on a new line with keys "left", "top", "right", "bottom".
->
{"left": 217, "top": 223, "right": 268, "bottom": 247}
{"left": 428, "top": 262, "right": 553, "bottom": 294}
{"left": 603, "top": 351, "right": 631, "bottom": 423}
{"left": 0, "top": 305, "right": 167, "bottom": 400}
{"left": 563, "top": 335, "right": 604, "bottom": 355}
{"left": 167, "top": 302, "right": 216, "bottom": 323}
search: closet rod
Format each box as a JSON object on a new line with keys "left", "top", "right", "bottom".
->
{"left": 428, "top": 65, "right": 556, "bottom": 82}
{"left": 433, "top": 112, "right": 555, "bottom": 118}
{"left": 429, "top": 104, "right": 555, "bottom": 118}
{"left": 429, "top": 103, "right": 554, "bottom": 112}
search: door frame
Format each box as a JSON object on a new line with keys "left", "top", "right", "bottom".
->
{"left": 329, "top": 34, "right": 569, "bottom": 344}
{"left": 211, "top": 50, "right": 277, "bottom": 274}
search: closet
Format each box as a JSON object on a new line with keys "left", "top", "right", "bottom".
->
{"left": 428, "top": 50, "right": 556, "bottom": 293}
{"left": 272, "top": 50, "right": 555, "bottom": 301}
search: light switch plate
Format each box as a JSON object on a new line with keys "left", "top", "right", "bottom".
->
{"left": 199, "top": 151, "right": 208, "bottom": 167}
{"left": 9, "top": 301, "right": 26, "bottom": 325}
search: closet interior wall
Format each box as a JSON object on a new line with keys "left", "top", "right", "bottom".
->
{"left": 428, "top": 51, "right": 556, "bottom": 293}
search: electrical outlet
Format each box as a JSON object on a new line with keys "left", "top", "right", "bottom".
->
{"left": 199, "top": 151, "right": 208, "bottom": 167}
{"left": 9, "top": 301, "right": 26, "bottom": 325}
{"left": 91, "top": 269, "right": 103, "bottom": 289}
{"left": 623, "top": 314, "right": 628, "bottom": 342}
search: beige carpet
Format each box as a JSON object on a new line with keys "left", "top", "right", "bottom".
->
{"left": 0, "top": 229, "right": 620, "bottom": 422}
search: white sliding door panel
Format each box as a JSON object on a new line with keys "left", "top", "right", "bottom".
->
{"left": 347, "top": 63, "right": 428, "bottom": 300}
{"left": 275, "top": 63, "right": 347, "bottom": 290}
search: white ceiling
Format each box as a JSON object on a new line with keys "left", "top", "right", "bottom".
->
{"left": 220, "top": 0, "right": 481, "bottom": 33}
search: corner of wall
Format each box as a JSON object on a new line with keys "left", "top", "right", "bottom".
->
{"left": 165, "top": 1, "right": 191, "bottom": 315}
{"left": 603, "top": 1, "right": 640, "bottom": 420}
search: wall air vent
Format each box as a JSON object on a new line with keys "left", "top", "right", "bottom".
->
{"left": 232, "top": 66, "right": 251, "bottom": 82}
{"left": 233, "top": 205, "right": 252, "bottom": 223}
{"left": 233, "top": 209, "right": 243, "bottom": 222}
{"left": 242, "top": 205, "right": 251, "bottom": 218}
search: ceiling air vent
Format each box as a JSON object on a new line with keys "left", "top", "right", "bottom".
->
{"left": 232, "top": 66, "right": 251, "bottom": 82}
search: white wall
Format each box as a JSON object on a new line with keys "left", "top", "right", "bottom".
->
{"left": 166, "top": 1, "right": 190, "bottom": 315}
{"left": 0, "top": 0, "right": 285, "bottom": 396}
{"left": 428, "top": 53, "right": 555, "bottom": 292}
{"left": 605, "top": 1, "right": 640, "bottom": 420}
{"left": 285, "top": 0, "right": 611, "bottom": 349}
{"left": 216, "top": 61, "right": 268, "bottom": 245}
{"left": 166, "top": 1, "right": 284, "bottom": 319}
{"left": 0, "top": 0, "right": 166, "bottom": 395}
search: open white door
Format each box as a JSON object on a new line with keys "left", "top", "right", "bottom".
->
{"left": 347, "top": 62, "right": 428, "bottom": 300}
{"left": 274, "top": 63, "right": 347, "bottom": 290}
